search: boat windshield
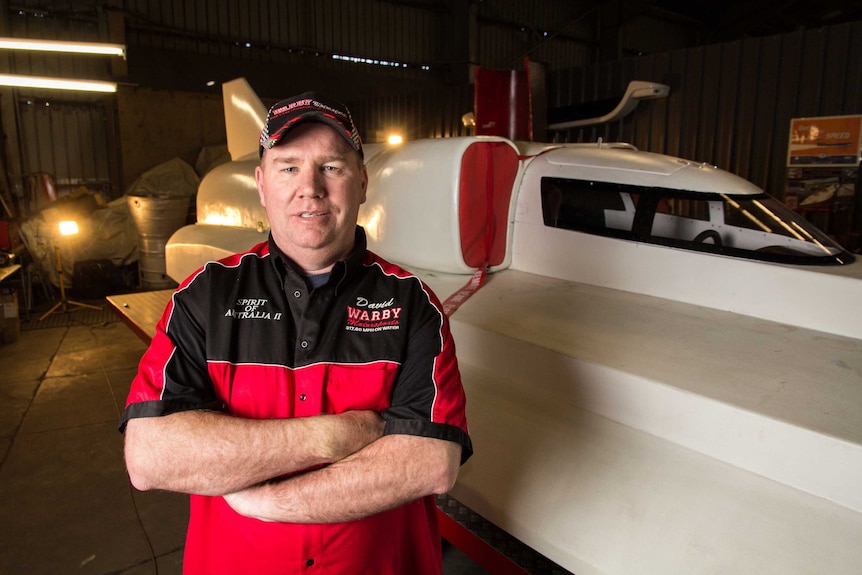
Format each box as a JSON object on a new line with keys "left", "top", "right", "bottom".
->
{"left": 541, "top": 177, "right": 855, "bottom": 265}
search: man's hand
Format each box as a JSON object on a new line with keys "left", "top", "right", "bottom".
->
{"left": 223, "top": 484, "right": 277, "bottom": 522}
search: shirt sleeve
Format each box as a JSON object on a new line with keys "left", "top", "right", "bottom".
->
{"left": 118, "top": 285, "right": 224, "bottom": 433}
{"left": 382, "top": 279, "right": 473, "bottom": 463}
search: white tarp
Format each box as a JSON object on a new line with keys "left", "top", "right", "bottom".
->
{"left": 20, "top": 157, "right": 200, "bottom": 288}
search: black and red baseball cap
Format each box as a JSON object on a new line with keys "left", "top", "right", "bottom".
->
{"left": 259, "top": 91, "right": 363, "bottom": 159}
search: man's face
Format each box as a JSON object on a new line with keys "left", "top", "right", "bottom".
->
{"left": 255, "top": 122, "right": 368, "bottom": 273}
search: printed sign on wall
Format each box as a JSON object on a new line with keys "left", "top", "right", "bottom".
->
{"left": 787, "top": 115, "right": 862, "bottom": 167}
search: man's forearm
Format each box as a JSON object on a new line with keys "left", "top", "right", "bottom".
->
{"left": 224, "top": 434, "right": 462, "bottom": 523}
{"left": 124, "top": 409, "right": 383, "bottom": 496}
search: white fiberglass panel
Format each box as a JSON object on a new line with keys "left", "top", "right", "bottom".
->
{"left": 359, "top": 136, "right": 518, "bottom": 274}
{"left": 196, "top": 159, "right": 268, "bottom": 231}
{"left": 166, "top": 224, "right": 267, "bottom": 282}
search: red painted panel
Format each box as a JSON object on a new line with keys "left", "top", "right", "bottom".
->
{"left": 458, "top": 142, "right": 519, "bottom": 269}
{"left": 474, "top": 64, "right": 532, "bottom": 141}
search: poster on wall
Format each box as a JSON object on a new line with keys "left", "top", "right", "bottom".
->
{"left": 785, "top": 115, "right": 860, "bottom": 245}
{"left": 787, "top": 114, "right": 862, "bottom": 167}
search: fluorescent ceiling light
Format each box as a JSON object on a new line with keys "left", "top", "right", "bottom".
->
{"left": 0, "top": 37, "right": 126, "bottom": 58}
{"left": 0, "top": 74, "right": 117, "bottom": 93}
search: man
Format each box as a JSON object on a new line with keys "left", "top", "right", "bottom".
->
{"left": 121, "top": 92, "right": 472, "bottom": 574}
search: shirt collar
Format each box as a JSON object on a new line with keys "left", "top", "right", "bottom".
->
{"left": 267, "top": 226, "right": 368, "bottom": 290}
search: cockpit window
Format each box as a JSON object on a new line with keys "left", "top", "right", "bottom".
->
{"left": 541, "top": 179, "right": 637, "bottom": 238}
{"left": 541, "top": 177, "right": 855, "bottom": 265}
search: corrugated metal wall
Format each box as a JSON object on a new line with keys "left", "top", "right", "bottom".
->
{"left": 1, "top": 1, "right": 859, "bottom": 209}
{"left": 547, "top": 21, "right": 862, "bottom": 199}
{"left": 349, "top": 84, "right": 474, "bottom": 142}
{"left": 2, "top": 7, "right": 114, "bottom": 205}
{"left": 3, "top": 2, "right": 111, "bottom": 78}
{"left": 3, "top": 0, "right": 700, "bottom": 77}
{"left": 17, "top": 100, "right": 111, "bottom": 197}
{"left": 2, "top": 0, "right": 608, "bottom": 89}
{"left": 474, "top": 0, "right": 598, "bottom": 70}
{"left": 0, "top": 0, "right": 606, "bottom": 202}
{"left": 122, "top": 0, "right": 445, "bottom": 78}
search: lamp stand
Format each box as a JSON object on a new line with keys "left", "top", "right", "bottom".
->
{"left": 39, "top": 245, "right": 102, "bottom": 321}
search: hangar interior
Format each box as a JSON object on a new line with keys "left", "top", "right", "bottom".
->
{"left": 1, "top": 1, "right": 862, "bottom": 574}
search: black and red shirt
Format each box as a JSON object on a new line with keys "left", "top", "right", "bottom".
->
{"left": 121, "top": 227, "right": 472, "bottom": 574}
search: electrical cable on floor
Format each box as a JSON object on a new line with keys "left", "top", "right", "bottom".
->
{"left": 97, "top": 324, "right": 160, "bottom": 575}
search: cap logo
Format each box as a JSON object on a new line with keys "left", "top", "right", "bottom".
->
{"left": 259, "top": 93, "right": 362, "bottom": 157}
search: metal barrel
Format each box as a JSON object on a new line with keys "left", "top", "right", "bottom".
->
{"left": 126, "top": 194, "right": 191, "bottom": 289}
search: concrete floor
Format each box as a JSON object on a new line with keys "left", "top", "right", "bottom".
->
{"left": 0, "top": 309, "right": 488, "bottom": 574}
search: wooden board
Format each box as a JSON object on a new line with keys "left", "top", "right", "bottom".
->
{"left": 106, "top": 289, "right": 172, "bottom": 343}
{"left": 0, "top": 264, "right": 21, "bottom": 284}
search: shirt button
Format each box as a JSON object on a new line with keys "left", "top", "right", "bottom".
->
{"left": 299, "top": 394, "right": 307, "bottom": 401}
{"left": 300, "top": 340, "right": 309, "bottom": 349}
{"left": 306, "top": 558, "right": 315, "bottom": 566}
{"left": 293, "top": 290, "right": 301, "bottom": 298}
